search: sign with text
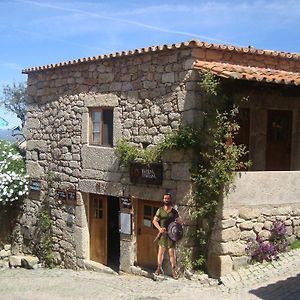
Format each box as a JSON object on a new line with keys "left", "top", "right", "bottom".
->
{"left": 57, "top": 190, "right": 77, "bottom": 205}
{"left": 120, "top": 197, "right": 132, "bottom": 209}
{"left": 129, "top": 163, "right": 163, "bottom": 185}
{"left": 30, "top": 180, "right": 41, "bottom": 192}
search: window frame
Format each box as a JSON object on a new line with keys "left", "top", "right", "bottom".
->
{"left": 89, "top": 108, "right": 113, "bottom": 147}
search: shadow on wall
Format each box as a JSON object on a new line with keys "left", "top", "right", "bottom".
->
{"left": 0, "top": 201, "right": 21, "bottom": 247}
{"left": 249, "top": 273, "right": 300, "bottom": 299}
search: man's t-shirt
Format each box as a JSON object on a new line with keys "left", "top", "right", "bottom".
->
{"left": 155, "top": 207, "right": 179, "bottom": 248}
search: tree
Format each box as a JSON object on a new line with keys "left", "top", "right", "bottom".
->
{"left": 0, "top": 82, "right": 27, "bottom": 128}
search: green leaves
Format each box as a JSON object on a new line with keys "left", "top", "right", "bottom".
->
{"left": 116, "top": 125, "right": 203, "bottom": 167}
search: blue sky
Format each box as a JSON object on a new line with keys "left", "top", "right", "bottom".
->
{"left": 0, "top": 0, "right": 300, "bottom": 128}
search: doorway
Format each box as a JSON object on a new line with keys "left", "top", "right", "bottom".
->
{"left": 266, "top": 110, "right": 292, "bottom": 170}
{"left": 89, "top": 194, "right": 120, "bottom": 271}
{"left": 137, "top": 200, "right": 161, "bottom": 269}
{"left": 107, "top": 196, "right": 120, "bottom": 271}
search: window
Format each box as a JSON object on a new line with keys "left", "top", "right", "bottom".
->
{"left": 143, "top": 205, "right": 157, "bottom": 228}
{"left": 90, "top": 108, "right": 113, "bottom": 146}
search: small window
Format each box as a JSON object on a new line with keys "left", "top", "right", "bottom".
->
{"left": 90, "top": 108, "right": 113, "bottom": 146}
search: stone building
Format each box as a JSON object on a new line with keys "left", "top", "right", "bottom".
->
{"left": 18, "top": 40, "right": 300, "bottom": 277}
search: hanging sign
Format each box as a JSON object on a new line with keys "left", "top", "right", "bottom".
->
{"left": 120, "top": 197, "right": 132, "bottom": 209}
{"left": 129, "top": 163, "right": 163, "bottom": 185}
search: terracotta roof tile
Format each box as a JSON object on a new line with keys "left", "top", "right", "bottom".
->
{"left": 194, "top": 60, "right": 300, "bottom": 86}
{"left": 22, "top": 40, "right": 300, "bottom": 74}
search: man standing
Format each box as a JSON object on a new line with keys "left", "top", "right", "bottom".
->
{"left": 152, "top": 193, "right": 182, "bottom": 279}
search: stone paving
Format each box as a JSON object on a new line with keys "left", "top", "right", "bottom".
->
{"left": 0, "top": 248, "right": 299, "bottom": 300}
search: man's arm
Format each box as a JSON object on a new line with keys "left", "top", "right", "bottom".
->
{"left": 153, "top": 216, "right": 166, "bottom": 233}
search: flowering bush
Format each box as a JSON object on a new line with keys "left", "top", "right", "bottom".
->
{"left": 246, "top": 236, "right": 278, "bottom": 262}
{"left": 246, "top": 220, "right": 288, "bottom": 263}
{"left": 270, "top": 220, "right": 288, "bottom": 252}
{"left": 0, "top": 140, "right": 29, "bottom": 206}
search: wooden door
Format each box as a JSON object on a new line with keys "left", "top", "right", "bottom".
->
{"left": 137, "top": 200, "right": 161, "bottom": 269}
{"left": 266, "top": 110, "right": 292, "bottom": 171}
{"left": 89, "top": 194, "right": 107, "bottom": 265}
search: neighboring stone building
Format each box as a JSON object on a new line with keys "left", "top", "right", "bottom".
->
{"left": 17, "top": 40, "right": 300, "bottom": 277}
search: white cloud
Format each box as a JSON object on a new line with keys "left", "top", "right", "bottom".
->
{"left": 16, "top": 0, "right": 234, "bottom": 43}
{"left": 0, "top": 61, "right": 22, "bottom": 71}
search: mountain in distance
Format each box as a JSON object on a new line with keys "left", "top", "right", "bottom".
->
{"left": 0, "top": 128, "right": 18, "bottom": 142}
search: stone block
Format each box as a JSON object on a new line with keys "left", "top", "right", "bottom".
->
{"left": 263, "top": 221, "right": 273, "bottom": 230}
{"left": 218, "top": 218, "right": 236, "bottom": 229}
{"left": 240, "top": 230, "right": 256, "bottom": 241}
{"left": 162, "top": 72, "right": 175, "bottom": 83}
{"left": 217, "top": 208, "right": 239, "bottom": 220}
{"left": 26, "top": 140, "right": 48, "bottom": 152}
{"left": 211, "top": 227, "right": 241, "bottom": 242}
{"left": 26, "top": 118, "right": 41, "bottom": 129}
{"left": 9, "top": 255, "right": 25, "bottom": 267}
{"left": 286, "top": 226, "right": 293, "bottom": 236}
{"left": 239, "top": 207, "right": 260, "bottom": 220}
{"left": 0, "top": 249, "right": 11, "bottom": 258}
{"left": 175, "top": 182, "right": 193, "bottom": 205}
{"left": 4, "top": 245, "right": 11, "bottom": 251}
{"left": 219, "top": 242, "right": 246, "bottom": 256}
{"left": 26, "top": 161, "right": 45, "bottom": 178}
{"left": 207, "top": 255, "right": 233, "bottom": 278}
{"left": 284, "top": 219, "right": 292, "bottom": 226}
{"left": 21, "top": 256, "right": 39, "bottom": 269}
{"left": 74, "top": 226, "right": 89, "bottom": 259}
{"left": 232, "top": 256, "right": 249, "bottom": 270}
{"left": 120, "top": 240, "right": 135, "bottom": 273}
{"left": 293, "top": 219, "right": 300, "bottom": 226}
{"left": 171, "top": 163, "right": 191, "bottom": 181}
{"left": 294, "top": 226, "right": 300, "bottom": 238}
{"left": 239, "top": 221, "right": 254, "bottom": 230}
{"left": 253, "top": 223, "right": 264, "bottom": 233}
{"left": 0, "top": 260, "right": 9, "bottom": 268}
{"left": 258, "top": 230, "right": 271, "bottom": 240}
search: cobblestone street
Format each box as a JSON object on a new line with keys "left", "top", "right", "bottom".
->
{"left": 0, "top": 249, "right": 299, "bottom": 300}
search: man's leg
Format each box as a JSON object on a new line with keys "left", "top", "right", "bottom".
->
{"left": 168, "top": 248, "right": 176, "bottom": 269}
{"left": 155, "top": 246, "right": 165, "bottom": 275}
{"left": 168, "top": 248, "right": 178, "bottom": 279}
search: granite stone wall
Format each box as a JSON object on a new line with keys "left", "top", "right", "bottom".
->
{"left": 207, "top": 171, "right": 300, "bottom": 278}
{"left": 18, "top": 47, "right": 202, "bottom": 269}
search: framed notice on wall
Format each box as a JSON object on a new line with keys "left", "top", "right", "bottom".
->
{"left": 56, "top": 189, "right": 78, "bottom": 205}
{"left": 119, "top": 212, "right": 132, "bottom": 235}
